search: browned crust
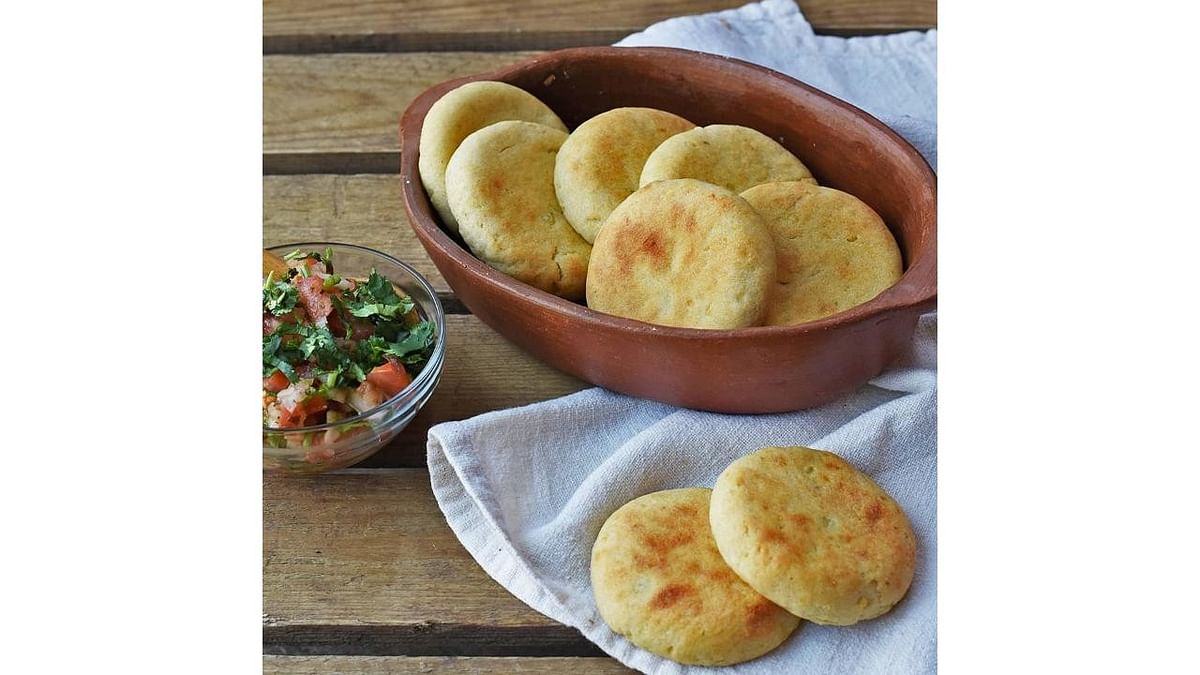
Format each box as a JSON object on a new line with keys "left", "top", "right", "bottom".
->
{"left": 710, "top": 447, "right": 917, "bottom": 625}
{"left": 591, "top": 488, "right": 800, "bottom": 665}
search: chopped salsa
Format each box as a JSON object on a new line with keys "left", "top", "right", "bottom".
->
{"left": 262, "top": 248, "right": 435, "bottom": 448}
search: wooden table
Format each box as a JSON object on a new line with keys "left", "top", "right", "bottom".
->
{"left": 263, "top": 1, "right": 935, "bottom": 671}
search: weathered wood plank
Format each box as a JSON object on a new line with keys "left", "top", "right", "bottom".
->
{"left": 362, "top": 314, "right": 587, "bottom": 467}
{"left": 265, "top": 655, "right": 635, "bottom": 673}
{"left": 264, "top": 53, "right": 536, "bottom": 167}
{"left": 264, "top": 174, "right": 589, "bottom": 467}
{"left": 264, "top": 174, "right": 446, "bottom": 292}
{"left": 264, "top": 469, "right": 600, "bottom": 656}
{"left": 263, "top": 0, "right": 936, "bottom": 53}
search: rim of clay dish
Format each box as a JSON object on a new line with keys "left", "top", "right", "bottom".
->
{"left": 399, "top": 46, "right": 936, "bottom": 339}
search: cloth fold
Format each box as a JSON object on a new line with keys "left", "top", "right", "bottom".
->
{"left": 428, "top": 2, "right": 937, "bottom": 672}
{"left": 615, "top": 0, "right": 937, "bottom": 170}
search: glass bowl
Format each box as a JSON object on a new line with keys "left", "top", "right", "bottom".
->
{"left": 263, "top": 242, "right": 446, "bottom": 474}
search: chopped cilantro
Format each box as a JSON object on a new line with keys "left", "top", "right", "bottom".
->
{"left": 263, "top": 251, "right": 437, "bottom": 420}
{"left": 263, "top": 278, "right": 299, "bottom": 316}
{"left": 269, "top": 357, "right": 296, "bottom": 382}
{"left": 344, "top": 269, "right": 414, "bottom": 319}
{"left": 298, "top": 325, "right": 338, "bottom": 362}
{"left": 386, "top": 321, "right": 435, "bottom": 356}
{"left": 263, "top": 333, "right": 281, "bottom": 360}
{"left": 323, "top": 371, "right": 340, "bottom": 390}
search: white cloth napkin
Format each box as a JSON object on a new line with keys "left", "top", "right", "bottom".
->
{"left": 616, "top": 0, "right": 936, "bottom": 171}
{"left": 427, "top": 2, "right": 937, "bottom": 673}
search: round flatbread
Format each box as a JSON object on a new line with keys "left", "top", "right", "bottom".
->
{"left": 419, "top": 81, "right": 567, "bottom": 234}
{"left": 591, "top": 488, "right": 800, "bottom": 666}
{"left": 741, "top": 182, "right": 902, "bottom": 325}
{"left": 710, "top": 447, "right": 917, "bottom": 626}
{"left": 586, "top": 179, "right": 775, "bottom": 329}
{"left": 445, "top": 120, "right": 590, "bottom": 301}
{"left": 555, "top": 107, "right": 695, "bottom": 244}
{"left": 639, "top": 124, "right": 816, "bottom": 194}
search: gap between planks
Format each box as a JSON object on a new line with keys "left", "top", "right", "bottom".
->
{"left": 264, "top": 27, "right": 924, "bottom": 55}
{"left": 265, "top": 173, "right": 452, "bottom": 293}
{"left": 264, "top": 470, "right": 600, "bottom": 657}
{"left": 264, "top": 174, "right": 588, "bottom": 467}
{"left": 265, "top": 624, "right": 605, "bottom": 658}
{"left": 360, "top": 314, "right": 586, "bottom": 467}
{"left": 264, "top": 655, "right": 635, "bottom": 673}
{"left": 262, "top": 0, "right": 936, "bottom": 54}
{"left": 264, "top": 53, "right": 538, "bottom": 175}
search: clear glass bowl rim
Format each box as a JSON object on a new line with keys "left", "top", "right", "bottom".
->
{"left": 262, "top": 241, "right": 447, "bottom": 434}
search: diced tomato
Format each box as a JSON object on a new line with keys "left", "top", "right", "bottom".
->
{"left": 325, "top": 311, "right": 370, "bottom": 340}
{"left": 366, "top": 361, "right": 412, "bottom": 398}
{"left": 277, "top": 394, "right": 329, "bottom": 428}
{"left": 294, "top": 276, "right": 333, "bottom": 323}
{"left": 263, "top": 370, "right": 290, "bottom": 393}
{"left": 326, "top": 310, "right": 346, "bottom": 336}
{"left": 301, "top": 394, "right": 328, "bottom": 415}
{"left": 277, "top": 406, "right": 301, "bottom": 428}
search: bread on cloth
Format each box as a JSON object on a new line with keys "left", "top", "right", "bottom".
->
{"left": 554, "top": 107, "right": 695, "bottom": 244}
{"left": 585, "top": 178, "right": 775, "bottom": 329}
{"left": 591, "top": 488, "right": 800, "bottom": 666}
{"left": 741, "top": 181, "right": 903, "bottom": 325}
{"left": 710, "top": 446, "right": 917, "bottom": 626}
{"left": 639, "top": 124, "right": 815, "bottom": 194}
{"left": 419, "top": 81, "right": 567, "bottom": 234}
{"left": 445, "top": 120, "right": 590, "bottom": 301}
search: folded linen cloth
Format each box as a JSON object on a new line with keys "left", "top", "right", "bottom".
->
{"left": 428, "top": 2, "right": 937, "bottom": 672}
{"left": 616, "top": 0, "right": 937, "bottom": 171}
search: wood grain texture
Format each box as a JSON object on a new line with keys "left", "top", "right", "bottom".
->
{"left": 264, "top": 469, "right": 600, "bottom": 656}
{"left": 361, "top": 314, "right": 586, "bottom": 467}
{"left": 264, "top": 174, "right": 589, "bottom": 467}
{"left": 264, "top": 174, "right": 446, "bottom": 291}
{"left": 265, "top": 655, "right": 635, "bottom": 673}
{"left": 264, "top": 53, "right": 535, "bottom": 169}
{"left": 263, "top": 0, "right": 936, "bottom": 53}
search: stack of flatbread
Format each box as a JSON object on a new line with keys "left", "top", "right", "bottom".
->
{"left": 591, "top": 446, "right": 917, "bottom": 666}
{"left": 418, "top": 81, "right": 903, "bottom": 328}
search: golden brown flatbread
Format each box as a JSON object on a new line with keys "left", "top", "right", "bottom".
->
{"left": 419, "top": 81, "right": 567, "bottom": 233}
{"left": 591, "top": 488, "right": 800, "bottom": 665}
{"left": 555, "top": 107, "right": 695, "bottom": 243}
{"left": 585, "top": 179, "right": 775, "bottom": 329}
{"left": 445, "top": 120, "right": 590, "bottom": 301}
{"left": 741, "top": 181, "right": 902, "bottom": 325}
{"left": 710, "top": 447, "right": 917, "bottom": 626}
{"left": 640, "top": 124, "right": 815, "bottom": 194}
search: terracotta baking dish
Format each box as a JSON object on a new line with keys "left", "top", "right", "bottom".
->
{"left": 399, "top": 47, "right": 936, "bottom": 414}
